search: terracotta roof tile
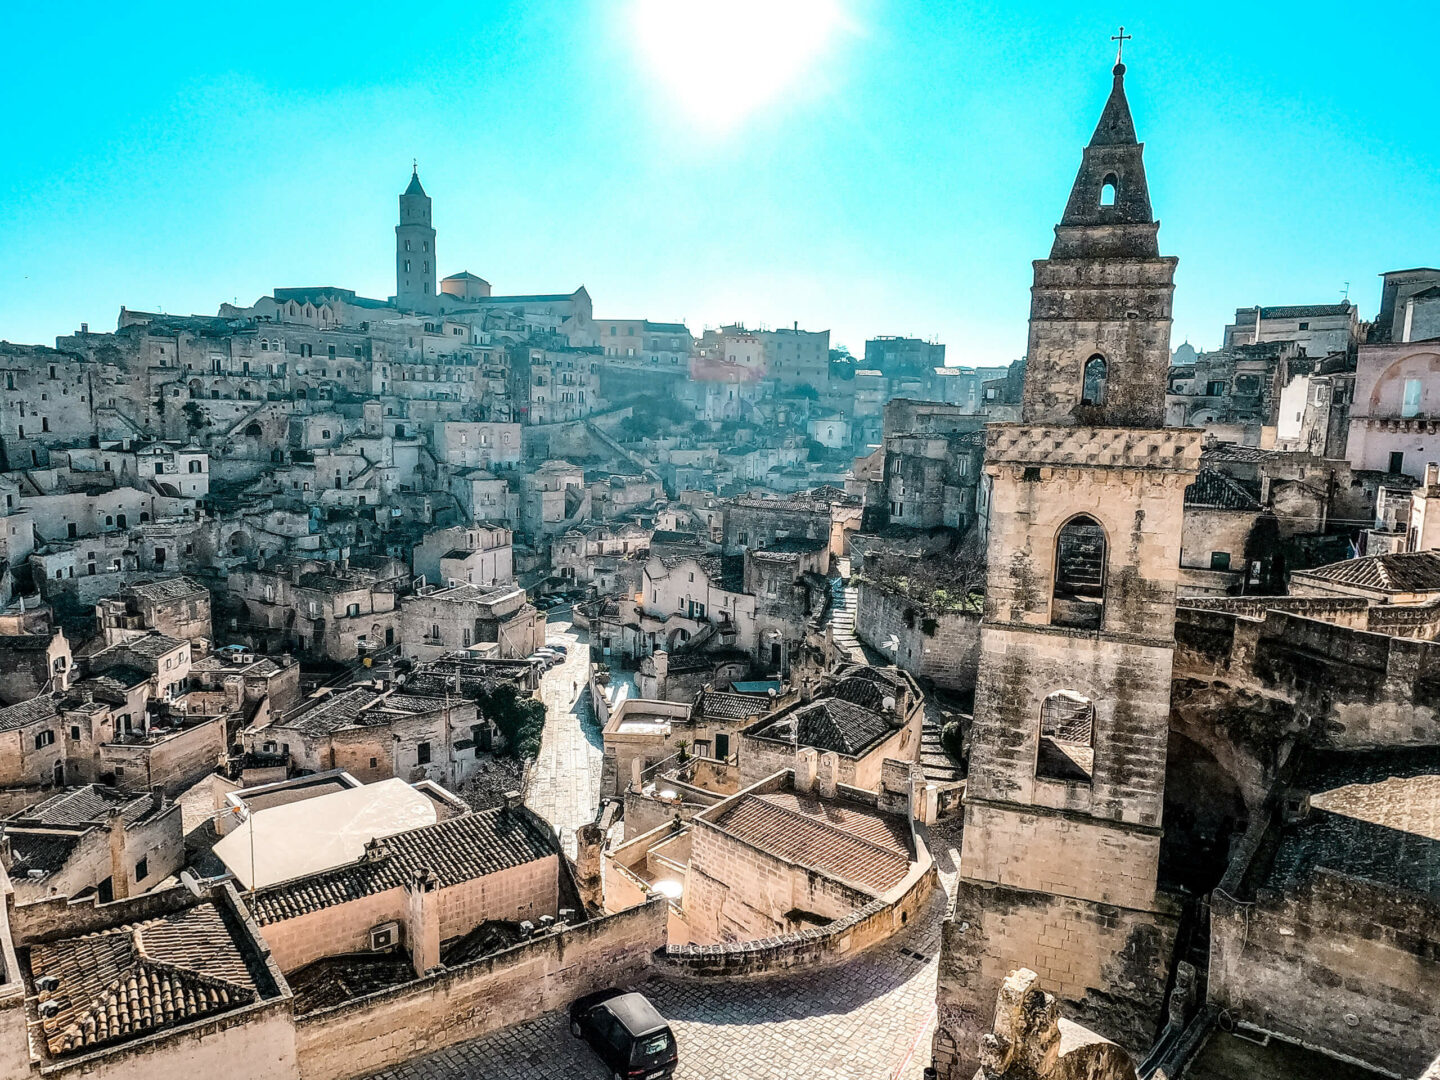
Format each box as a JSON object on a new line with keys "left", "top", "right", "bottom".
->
{"left": 246, "top": 806, "right": 557, "bottom": 926}
{"left": 709, "top": 792, "right": 911, "bottom": 893}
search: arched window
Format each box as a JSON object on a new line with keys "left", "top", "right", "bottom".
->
{"left": 1082, "top": 354, "right": 1108, "bottom": 407}
{"left": 1038, "top": 690, "right": 1095, "bottom": 782}
{"left": 1052, "top": 515, "right": 1106, "bottom": 630}
{"left": 244, "top": 423, "right": 262, "bottom": 439}
{"left": 1100, "top": 174, "right": 1118, "bottom": 206}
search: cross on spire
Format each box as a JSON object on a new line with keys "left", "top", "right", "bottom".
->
{"left": 412, "top": 157, "right": 418, "bottom": 174}
{"left": 1111, "top": 26, "right": 1132, "bottom": 66}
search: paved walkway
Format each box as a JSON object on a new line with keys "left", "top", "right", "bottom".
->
{"left": 364, "top": 825, "right": 963, "bottom": 1080}
{"left": 523, "top": 617, "right": 605, "bottom": 859}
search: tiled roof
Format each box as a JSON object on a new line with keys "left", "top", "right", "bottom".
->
{"left": 751, "top": 698, "right": 893, "bottom": 757}
{"left": 30, "top": 903, "right": 260, "bottom": 1057}
{"left": 246, "top": 806, "right": 557, "bottom": 926}
{"left": 111, "top": 633, "right": 187, "bottom": 659}
{"left": 0, "top": 696, "right": 59, "bottom": 733}
{"left": 13, "top": 785, "right": 158, "bottom": 828}
{"left": 123, "top": 576, "right": 208, "bottom": 602}
{"left": 0, "top": 634, "right": 55, "bottom": 652}
{"left": 1200, "top": 444, "right": 1269, "bottom": 463}
{"left": 710, "top": 791, "right": 911, "bottom": 894}
{"left": 7, "top": 832, "right": 80, "bottom": 883}
{"left": 1302, "top": 551, "right": 1440, "bottom": 593}
{"left": 1240, "top": 303, "right": 1354, "bottom": 320}
{"left": 694, "top": 691, "right": 767, "bottom": 724}
{"left": 1184, "top": 469, "right": 1262, "bottom": 511}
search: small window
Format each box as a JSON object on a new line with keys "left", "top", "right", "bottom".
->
{"left": 417, "top": 742, "right": 432, "bottom": 765}
{"left": 69, "top": 725, "right": 80, "bottom": 741}
{"left": 34, "top": 730, "right": 55, "bottom": 750}
{"left": 1210, "top": 551, "right": 1231, "bottom": 571}
{"left": 1389, "top": 451, "right": 1406, "bottom": 475}
{"left": 134, "top": 857, "right": 148, "bottom": 880}
{"left": 1081, "top": 355, "right": 1107, "bottom": 407}
{"left": 369, "top": 757, "right": 378, "bottom": 768}
{"left": 1099, "top": 174, "right": 1117, "bottom": 206}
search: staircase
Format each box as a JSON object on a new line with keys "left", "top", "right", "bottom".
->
{"left": 918, "top": 709, "right": 964, "bottom": 784}
{"left": 827, "top": 577, "right": 867, "bottom": 665}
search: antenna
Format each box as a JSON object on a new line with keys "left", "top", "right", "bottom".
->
{"left": 1341, "top": 281, "right": 1351, "bottom": 301}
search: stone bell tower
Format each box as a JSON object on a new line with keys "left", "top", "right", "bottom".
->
{"left": 932, "top": 57, "right": 1202, "bottom": 1077}
{"left": 396, "top": 165, "right": 436, "bottom": 311}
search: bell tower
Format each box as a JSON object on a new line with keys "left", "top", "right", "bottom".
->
{"left": 932, "top": 57, "right": 1202, "bottom": 1077}
{"left": 395, "top": 165, "right": 436, "bottom": 311}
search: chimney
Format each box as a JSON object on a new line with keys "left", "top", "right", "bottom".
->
{"left": 80, "top": 323, "right": 88, "bottom": 334}
{"left": 405, "top": 867, "right": 441, "bottom": 977}
{"left": 818, "top": 750, "right": 839, "bottom": 799}
{"left": 794, "top": 746, "right": 819, "bottom": 794}
{"left": 801, "top": 679, "right": 813, "bottom": 704}
{"left": 290, "top": 563, "right": 303, "bottom": 585}
{"left": 504, "top": 790, "right": 523, "bottom": 811}
{"left": 107, "top": 808, "right": 131, "bottom": 901}
{"left": 150, "top": 784, "right": 165, "bottom": 814}
{"left": 1426, "top": 462, "right": 1439, "bottom": 488}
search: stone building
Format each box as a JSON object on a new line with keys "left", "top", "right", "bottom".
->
{"left": 934, "top": 58, "right": 1204, "bottom": 1075}
{"left": 410, "top": 522, "right": 514, "bottom": 587}
{"left": 244, "top": 683, "right": 484, "bottom": 786}
{"left": 1222, "top": 301, "right": 1359, "bottom": 356}
{"left": 1346, "top": 329, "right": 1440, "bottom": 481}
{"left": 738, "top": 664, "right": 923, "bottom": 793}
{"left": 2, "top": 783, "right": 184, "bottom": 903}
{"left": 96, "top": 576, "right": 212, "bottom": 645}
{"left": 397, "top": 582, "right": 543, "bottom": 662}
{"left": 228, "top": 556, "right": 405, "bottom": 661}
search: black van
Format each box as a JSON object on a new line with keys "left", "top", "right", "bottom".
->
{"left": 569, "top": 988, "right": 678, "bottom": 1079}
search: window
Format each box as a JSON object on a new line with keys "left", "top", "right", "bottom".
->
{"left": 1099, "top": 174, "right": 1117, "bottom": 206}
{"left": 1389, "top": 450, "right": 1406, "bottom": 475}
{"left": 1081, "top": 355, "right": 1107, "bottom": 407}
{"left": 34, "top": 730, "right": 55, "bottom": 750}
{"left": 1052, "top": 515, "right": 1106, "bottom": 630}
{"left": 369, "top": 757, "right": 378, "bottom": 768}
{"left": 417, "top": 742, "right": 431, "bottom": 765}
{"left": 346, "top": 603, "right": 361, "bottom": 617}
{"left": 1206, "top": 380, "right": 1227, "bottom": 396}
{"left": 1298, "top": 321, "right": 1310, "bottom": 330}
{"left": 1402, "top": 378, "right": 1423, "bottom": 418}
{"left": 1036, "top": 690, "right": 1095, "bottom": 782}
{"left": 1210, "top": 551, "right": 1231, "bottom": 571}
{"left": 134, "top": 857, "right": 148, "bottom": 880}
{"left": 69, "top": 725, "right": 80, "bottom": 741}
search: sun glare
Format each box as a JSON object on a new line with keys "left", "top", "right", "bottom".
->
{"left": 630, "top": 0, "right": 850, "bottom": 130}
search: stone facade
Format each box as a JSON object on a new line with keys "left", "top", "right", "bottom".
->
{"left": 936, "top": 61, "right": 1198, "bottom": 1077}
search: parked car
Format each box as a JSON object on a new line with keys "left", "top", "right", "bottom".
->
{"left": 546, "top": 642, "right": 568, "bottom": 655}
{"left": 569, "top": 989, "right": 678, "bottom": 1080}
{"left": 528, "top": 652, "right": 557, "bottom": 669}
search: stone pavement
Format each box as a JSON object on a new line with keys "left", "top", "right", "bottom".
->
{"left": 364, "top": 827, "right": 963, "bottom": 1080}
{"left": 523, "top": 617, "right": 605, "bottom": 859}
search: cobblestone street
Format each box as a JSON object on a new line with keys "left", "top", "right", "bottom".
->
{"left": 523, "top": 616, "right": 605, "bottom": 858}
{"left": 365, "top": 829, "right": 961, "bottom": 1080}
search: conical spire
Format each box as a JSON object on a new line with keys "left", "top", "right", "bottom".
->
{"left": 1053, "top": 60, "right": 1157, "bottom": 254}
{"left": 404, "top": 165, "right": 426, "bottom": 197}
{"left": 1087, "top": 63, "right": 1138, "bottom": 147}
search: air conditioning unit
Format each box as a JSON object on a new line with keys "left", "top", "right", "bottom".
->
{"left": 368, "top": 922, "right": 400, "bottom": 951}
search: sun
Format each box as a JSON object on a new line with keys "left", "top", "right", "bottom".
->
{"left": 630, "top": 0, "right": 850, "bottom": 131}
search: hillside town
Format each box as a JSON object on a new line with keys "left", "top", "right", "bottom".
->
{"left": 0, "top": 52, "right": 1438, "bottom": 1080}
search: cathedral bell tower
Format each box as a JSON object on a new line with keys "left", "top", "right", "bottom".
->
{"left": 932, "top": 58, "right": 1202, "bottom": 1077}
{"left": 395, "top": 166, "right": 436, "bottom": 311}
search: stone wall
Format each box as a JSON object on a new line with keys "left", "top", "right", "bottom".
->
{"left": 1209, "top": 867, "right": 1440, "bottom": 1078}
{"left": 260, "top": 855, "right": 560, "bottom": 973}
{"left": 99, "top": 716, "right": 227, "bottom": 795}
{"left": 1173, "top": 607, "right": 1440, "bottom": 752}
{"left": 291, "top": 898, "right": 668, "bottom": 1080}
{"left": 658, "top": 860, "right": 937, "bottom": 979}
{"left": 932, "top": 882, "right": 1178, "bottom": 1078}
{"left": 855, "top": 580, "right": 980, "bottom": 691}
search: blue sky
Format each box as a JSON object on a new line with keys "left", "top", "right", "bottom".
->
{"left": 1, "top": 1, "right": 1437, "bottom": 364}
